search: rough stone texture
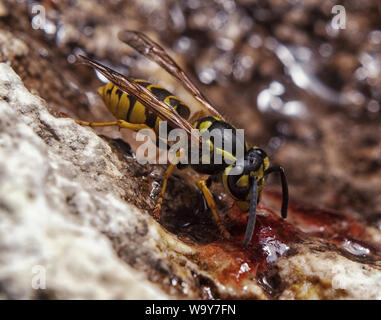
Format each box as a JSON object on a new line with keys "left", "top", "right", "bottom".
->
{"left": 0, "top": 1, "right": 381, "bottom": 300}
{"left": 0, "top": 63, "right": 172, "bottom": 299}
{"left": 1, "top": 63, "right": 380, "bottom": 300}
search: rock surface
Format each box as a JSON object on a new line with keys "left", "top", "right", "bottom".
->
{"left": 0, "top": 62, "right": 170, "bottom": 299}
{"left": 0, "top": 63, "right": 380, "bottom": 299}
{"left": 0, "top": 0, "right": 381, "bottom": 300}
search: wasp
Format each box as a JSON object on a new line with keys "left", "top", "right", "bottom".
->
{"left": 73, "top": 30, "right": 288, "bottom": 246}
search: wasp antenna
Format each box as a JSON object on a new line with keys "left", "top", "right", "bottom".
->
{"left": 264, "top": 166, "right": 288, "bottom": 219}
{"left": 242, "top": 177, "right": 257, "bottom": 247}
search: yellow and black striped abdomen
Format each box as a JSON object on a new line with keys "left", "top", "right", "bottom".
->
{"left": 97, "top": 80, "right": 191, "bottom": 134}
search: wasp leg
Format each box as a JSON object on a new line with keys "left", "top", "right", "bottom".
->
{"left": 74, "top": 119, "right": 151, "bottom": 131}
{"left": 153, "top": 148, "right": 185, "bottom": 219}
{"left": 153, "top": 162, "right": 177, "bottom": 219}
{"left": 197, "top": 179, "right": 231, "bottom": 239}
{"left": 264, "top": 165, "right": 288, "bottom": 219}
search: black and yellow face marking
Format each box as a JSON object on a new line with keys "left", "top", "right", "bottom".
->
{"left": 98, "top": 80, "right": 191, "bottom": 135}
{"left": 222, "top": 147, "right": 270, "bottom": 212}
{"left": 219, "top": 146, "right": 282, "bottom": 246}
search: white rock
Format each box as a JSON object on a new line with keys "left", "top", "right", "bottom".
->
{"left": 0, "top": 63, "right": 169, "bottom": 299}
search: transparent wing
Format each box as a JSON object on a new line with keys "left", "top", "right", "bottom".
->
{"left": 79, "top": 55, "right": 200, "bottom": 144}
{"left": 118, "top": 30, "right": 226, "bottom": 122}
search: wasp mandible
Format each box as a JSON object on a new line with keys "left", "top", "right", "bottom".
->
{"left": 72, "top": 30, "right": 288, "bottom": 246}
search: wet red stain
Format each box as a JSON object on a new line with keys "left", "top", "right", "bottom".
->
{"left": 197, "top": 242, "right": 258, "bottom": 285}
{"left": 196, "top": 203, "right": 304, "bottom": 287}
{"left": 194, "top": 188, "right": 381, "bottom": 290}
{"left": 264, "top": 189, "right": 369, "bottom": 239}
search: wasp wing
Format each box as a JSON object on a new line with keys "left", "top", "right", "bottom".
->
{"left": 79, "top": 55, "right": 200, "bottom": 145}
{"left": 118, "top": 30, "right": 226, "bottom": 123}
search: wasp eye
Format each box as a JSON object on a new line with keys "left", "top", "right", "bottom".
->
{"left": 254, "top": 148, "right": 266, "bottom": 158}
